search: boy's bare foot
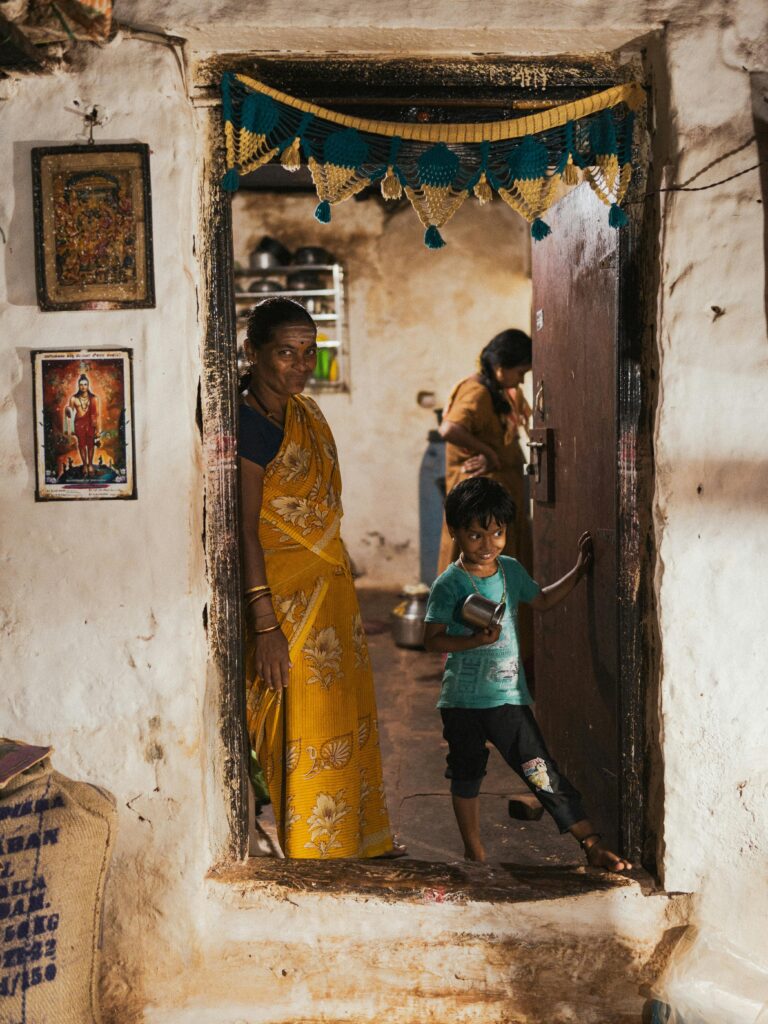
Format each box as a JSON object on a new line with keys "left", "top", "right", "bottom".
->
{"left": 583, "top": 836, "right": 632, "bottom": 873}
{"left": 463, "top": 842, "right": 486, "bottom": 863}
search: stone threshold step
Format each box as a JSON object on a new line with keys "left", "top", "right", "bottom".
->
{"left": 208, "top": 855, "right": 656, "bottom": 906}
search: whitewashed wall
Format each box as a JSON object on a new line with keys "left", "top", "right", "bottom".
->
{"left": 0, "top": 0, "right": 766, "bottom": 1017}
{"left": 0, "top": 41, "right": 212, "bottom": 1011}
{"left": 649, "top": 14, "right": 768, "bottom": 1011}
{"left": 232, "top": 191, "right": 531, "bottom": 585}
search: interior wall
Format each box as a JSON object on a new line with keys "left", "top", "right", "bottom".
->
{"left": 233, "top": 190, "right": 531, "bottom": 585}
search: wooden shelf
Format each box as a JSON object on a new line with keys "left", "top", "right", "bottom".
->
{"left": 235, "top": 289, "right": 335, "bottom": 298}
{"left": 234, "top": 260, "right": 348, "bottom": 388}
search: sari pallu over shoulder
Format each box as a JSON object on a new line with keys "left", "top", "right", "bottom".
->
{"left": 245, "top": 395, "right": 394, "bottom": 858}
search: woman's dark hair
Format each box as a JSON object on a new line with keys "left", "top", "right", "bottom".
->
{"left": 240, "top": 297, "right": 316, "bottom": 390}
{"left": 444, "top": 476, "right": 516, "bottom": 530}
{"left": 478, "top": 329, "right": 532, "bottom": 416}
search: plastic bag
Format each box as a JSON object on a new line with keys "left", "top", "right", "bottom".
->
{"left": 653, "top": 928, "right": 768, "bottom": 1024}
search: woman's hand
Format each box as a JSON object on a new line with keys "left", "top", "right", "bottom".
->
{"left": 576, "top": 531, "right": 594, "bottom": 578}
{"left": 254, "top": 626, "right": 292, "bottom": 691}
{"left": 463, "top": 449, "right": 501, "bottom": 476}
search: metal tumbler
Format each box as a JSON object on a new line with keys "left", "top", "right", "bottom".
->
{"left": 461, "top": 593, "right": 506, "bottom": 630}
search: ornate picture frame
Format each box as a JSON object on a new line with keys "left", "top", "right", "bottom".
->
{"left": 32, "top": 348, "right": 137, "bottom": 501}
{"left": 31, "top": 144, "right": 155, "bottom": 311}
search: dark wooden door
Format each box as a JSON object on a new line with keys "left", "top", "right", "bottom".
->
{"left": 530, "top": 184, "right": 619, "bottom": 849}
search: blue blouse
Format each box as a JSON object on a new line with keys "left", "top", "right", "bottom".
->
{"left": 239, "top": 403, "right": 284, "bottom": 468}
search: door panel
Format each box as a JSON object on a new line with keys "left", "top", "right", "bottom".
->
{"left": 530, "top": 184, "right": 619, "bottom": 849}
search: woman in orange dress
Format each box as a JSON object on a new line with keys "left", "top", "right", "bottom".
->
{"left": 437, "top": 329, "right": 533, "bottom": 574}
{"left": 437, "top": 330, "right": 534, "bottom": 665}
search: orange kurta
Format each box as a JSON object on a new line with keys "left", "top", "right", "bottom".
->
{"left": 246, "top": 395, "right": 394, "bottom": 858}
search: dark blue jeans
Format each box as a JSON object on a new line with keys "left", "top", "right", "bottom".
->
{"left": 440, "top": 703, "right": 586, "bottom": 833}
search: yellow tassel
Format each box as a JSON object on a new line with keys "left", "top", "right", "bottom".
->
{"left": 473, "top": 173, "right": 492, "bottom": 205}
{"left": 563, "top": 158, "right": 580, "bottom": 186}
{"left": 381, "top": 166, "right": 403, "bottom": 200}
{"left": 281, "top": 137, "right": 302, "bottom": 172}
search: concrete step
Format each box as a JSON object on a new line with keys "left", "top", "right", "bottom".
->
{"left": 144, "top": 859, "right": 690, "bottom": 1024}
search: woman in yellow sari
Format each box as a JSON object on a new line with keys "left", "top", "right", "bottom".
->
{"left": 239, "top": 297, "right": 398, "bottom": 859}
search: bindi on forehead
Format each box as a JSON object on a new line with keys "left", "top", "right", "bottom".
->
{"left": 272, "top": 324, "right": 317, "bottom": 347}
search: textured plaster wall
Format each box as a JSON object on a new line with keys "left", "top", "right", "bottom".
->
{"left": 0, "top": 41, "right": 213, "bottom": 1011}
{"left": 232, "top": 191, "right": 531, "bottom": 585}
{"left": 0, "top": 0, "right": 766, "bottom": 1017}
{"left": 649, "top": 7, "right": 768, "bottom": 992}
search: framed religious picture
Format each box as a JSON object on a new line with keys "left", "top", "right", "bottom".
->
{"left": 31, "top": 143, "right": 155, "bottom": 311}
{"left": 32, "top": 349, "right": 137, "bottom": 501}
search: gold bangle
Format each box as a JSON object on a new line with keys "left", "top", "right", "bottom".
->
{"left": 244, "top": 584, "right": 271, "bottom": 596}
{"left": 253, "top": 622, "right": 281, "bottom": 635}
{"left": 246, "top": 590, "right": 272, "bottom": 605}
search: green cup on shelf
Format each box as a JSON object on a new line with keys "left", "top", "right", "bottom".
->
{"left": 315, "top": 348, "right": 330, "bottom": 380}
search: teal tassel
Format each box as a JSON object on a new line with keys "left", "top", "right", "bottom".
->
{"left": 315, "top": 200, "right": 332, "bottom": 223}
{"left": 424, "top": 225, "right": 446, "bottom": 249}
{"left": 221, "top": 167, "right": 240, "bottom": 192}
{"left": 609, "top": 203, "right": 629, "bottom": 228}
{"left": 530, "top": 218, "right": 551, "bottom": 241}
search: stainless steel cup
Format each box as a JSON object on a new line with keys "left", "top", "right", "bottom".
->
{"left": 461, "top": 594, "right": 505, "bottom": 630}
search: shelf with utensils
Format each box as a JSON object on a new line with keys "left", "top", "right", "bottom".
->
{"left": 233, "top": 262, "right": 348, "bottom": 389}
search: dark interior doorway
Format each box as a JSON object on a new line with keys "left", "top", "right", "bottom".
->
{"left": 199, "top": 54, "right": 651, "bottom": 868}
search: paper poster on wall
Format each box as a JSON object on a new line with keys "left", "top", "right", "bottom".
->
{"left": 31, "top": 349, "right": 137, "bottom": 501}
{"left": 31, "top": 144, "right": 155, "bottom": 311}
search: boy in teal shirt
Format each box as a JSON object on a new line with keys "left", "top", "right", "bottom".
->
{"left": 424, "top": 477, "right": 631, "bottom": 872}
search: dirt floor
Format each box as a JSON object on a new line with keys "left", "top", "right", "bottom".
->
{"left": 251, "top": 588, "right": 584, "bottom": 867}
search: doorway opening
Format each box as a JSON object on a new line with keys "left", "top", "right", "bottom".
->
{"left": 200, "top": 54, "right": 654, "bottom": 871}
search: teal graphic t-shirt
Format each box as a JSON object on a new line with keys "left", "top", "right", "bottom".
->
{"left": 425, "top": 556, "right": 540, "bottom": 709}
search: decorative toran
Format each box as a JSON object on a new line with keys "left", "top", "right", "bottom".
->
{"left": 220, "top": 71, "right": 644, "bottom": 248}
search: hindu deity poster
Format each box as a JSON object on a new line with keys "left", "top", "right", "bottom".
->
{"left": 32, "top": 349, "right": 137, "bottom": 500}
{"left": 32, "top": 144, "right": 155, "bottom": 310}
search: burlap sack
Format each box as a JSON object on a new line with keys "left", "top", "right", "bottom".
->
{"left": 0, "top": 742, "right": 116, "bottom": 1024}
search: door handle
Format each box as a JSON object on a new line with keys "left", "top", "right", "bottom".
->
{"left": 528, "top": 427, "right": 555, "bottom": 503}
{"left": 535, "top": 379, "right": 546, "bottom": 419}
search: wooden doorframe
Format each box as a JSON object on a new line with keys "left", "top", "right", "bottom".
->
{"left": 617, "top": 115, "right": 655, "bottom": 866}
{"left": 197, "top": 54, "right": 654, "bottom": 867}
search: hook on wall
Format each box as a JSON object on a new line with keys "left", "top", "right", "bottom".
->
{"left": 68, "top": 99, "right": 108, "bottom": 144}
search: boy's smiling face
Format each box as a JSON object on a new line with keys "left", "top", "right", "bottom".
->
{"left": 451, "top": 517, "right": 507, "bottom": 574}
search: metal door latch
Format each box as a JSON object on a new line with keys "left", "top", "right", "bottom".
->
{"left": 535, "top": 378, "right": 546, "bottom": 420}
{"left": 526, "top": 427, "right": 555, "bottom": 503}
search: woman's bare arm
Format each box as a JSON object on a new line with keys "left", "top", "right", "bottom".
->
{"left": 240, "top": 457, "right": 291, "bottom": 691}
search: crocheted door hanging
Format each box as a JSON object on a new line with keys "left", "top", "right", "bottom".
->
{"left": 220, "top": 71, "right": 644, "bottom": 248}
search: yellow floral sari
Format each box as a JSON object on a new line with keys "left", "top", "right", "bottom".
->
{"left": 246, "top": 394, "right": 394, "bottom": 858}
